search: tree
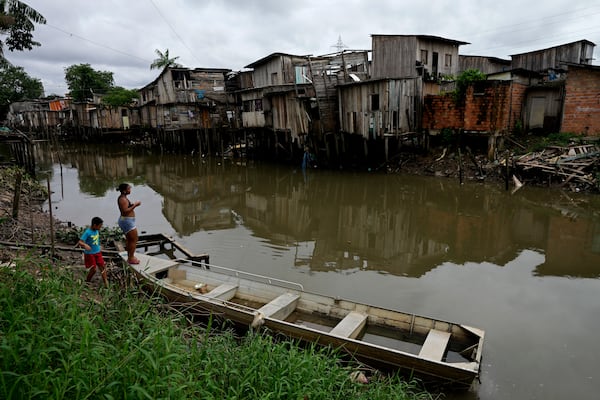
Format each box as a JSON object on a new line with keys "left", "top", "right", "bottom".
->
{"left": 64, "top": 63, "right": 114, "bottom": 102}
{"left": 150, "top": 48, "right": 181, "bottom": 70}
{"left": 0, "top": 62, "right": 43, "bottom": 117}
{"left": 101, "top": 86, "right": 138, "bottom": 107}
{"left": 453, "top": 69, "right": 487, "bottom": 103}
{"left": 0, "top": 0, "right": 46, "bottom": 58}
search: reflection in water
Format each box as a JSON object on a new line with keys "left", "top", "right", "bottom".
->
{"left": 37, "top": 142, "right": 600, "bottom": 400}
{"left": 36, "top": 142, "right": 600, "bottom": 279}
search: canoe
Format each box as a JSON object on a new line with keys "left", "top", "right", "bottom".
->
{"left": 121, "top": 234, "right": 484, "bottom": 389}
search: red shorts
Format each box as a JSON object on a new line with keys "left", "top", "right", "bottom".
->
{"left": 84, "top": 252, "right": 105, "bottom": 268}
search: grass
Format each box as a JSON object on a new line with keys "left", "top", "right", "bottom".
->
{"left": 0, "top": 256, "right": 433, "bottom": 400}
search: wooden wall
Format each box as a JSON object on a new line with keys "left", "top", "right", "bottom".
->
{"left": 511, "top": 40, "right": 595, "bottom": 72}
{"left": 372, "top": 35, "right": 463, "bottom": 80}
{"left": 459, "top": 56, "right": 511, "bottom": 75}
{"left": 372, "top": 36, "right": 418, "bottom": 78}
{"left": 338, "top": 78, "right": 422, "bottom": 138}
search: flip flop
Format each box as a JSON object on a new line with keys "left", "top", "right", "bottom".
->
{"left": 128, "top": 258, "right": 140, "bottom": 265}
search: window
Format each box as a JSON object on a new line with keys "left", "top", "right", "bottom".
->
{"left": 243, "top": 100, "right": 262, "bottom": 112}
{"left": 371, "top": 94, "right": 379, "bottom": 111}
{"left": 271, "top": 72, "right": 278, "bottom": 85}
{"left": 420, "top": 49, "right": 428, "bottom": 65}
{"left": 295, "top": 66, "right": 310, "bottom": 84}
{"left": 445, "top": 54, "right": 452, "bottom": 67}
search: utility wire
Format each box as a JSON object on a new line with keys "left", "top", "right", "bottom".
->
{"left": 148, "top": 0, "right": 203, "bottom": 65}
{"left": 44, "top": 23, "right": 152, "bottom": 64}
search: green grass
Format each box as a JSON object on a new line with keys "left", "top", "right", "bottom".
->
{"left": 0, "top": 257, "right": 433, "bottom": 400}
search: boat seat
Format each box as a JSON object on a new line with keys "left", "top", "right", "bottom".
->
{"left": 257, "top": 293, "right": 300, "bottom": 320}
{"left": 419, "top": 329, "right": 451, "bottom": 361}
{"left": 329, "top": 311, "right": 368, "bottom": 339}
{"left": 205, "top": 284, "right": 238, "bottom": 300}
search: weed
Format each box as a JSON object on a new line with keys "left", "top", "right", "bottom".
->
{"left": 0, "top": 256, "right": 433, "bottom": 400}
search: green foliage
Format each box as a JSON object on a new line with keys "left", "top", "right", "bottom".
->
{"left": 0, "top": 0, "right": 46, "bottom": 56}
{"left": 0, "top": 257, "right": 433, "bottom": 400}
{"left": 440, "top": 127, "right": 455, "bottom": 145}
{"left": 101, "top": 86, "right": 139, "bottom": 107}
{"left": 527, "top": 132, "right": 584, "bottom": 152}
{"left": 150, "top": 48, "right": 181, "bottom": 70}
{"left": 0, "top": 62, "right": 43, "bottom": 117}
{"left": 453, "top": 68, "right": 486, "bottom": 103}
{"left": 64, "top": 63, "right": 114, "bottom": 102}
{"left": 0, "top": 165, "right": 47, "bottom": 198}
{"left": 513, "top": 119, "right": 523, "bottom": 135}
{"left": 55, "top": 225, "right": 124, "bottom": 245}
{"left": 544, "top": 132, "right": 581, "bottom": 146}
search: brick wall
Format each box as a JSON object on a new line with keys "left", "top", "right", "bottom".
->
{"left": 422, "top": 94, "right": 462, "bottom": 130}
{"left": 561, "top": 67, "right": 600, "bottom": 136}
{"left": 423, "top": 81, "right": 525, "bottom": 134}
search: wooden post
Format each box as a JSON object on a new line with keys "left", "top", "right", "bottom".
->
{"left": 505, "top": 151, "right": 509, "bottom": 191}
{"left": 458, "top": 148, "right": 463, "bottom": 185}
{"left": 12, "top": 171, "right": 22, "bottom": 219}
{"left": 47, "top": 177, "right": 55, "bottom": 258}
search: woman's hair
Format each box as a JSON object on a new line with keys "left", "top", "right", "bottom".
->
{"left": 117, "top": 183, "right": 130, "bottom": 193}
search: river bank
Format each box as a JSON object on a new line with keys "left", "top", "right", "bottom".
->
{"left": 0, "top": 165, "right": 439, "bottom": 399}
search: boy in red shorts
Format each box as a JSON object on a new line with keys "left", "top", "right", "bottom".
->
{"left": 78, "top": 216, "right": 108, "bottom": 287}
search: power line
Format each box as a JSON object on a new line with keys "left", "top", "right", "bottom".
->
{"left": 148, "top": 0, "right": 202, "bottom": 65}
{"left": 44, "top": 23, "right": 151, "bottom": 64}
{"left": 461, "top": 6, "right": 600, "bottom": 56}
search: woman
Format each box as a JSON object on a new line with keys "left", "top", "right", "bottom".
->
{"left": 117, "top": 183, "right": 142, "bottom": 264}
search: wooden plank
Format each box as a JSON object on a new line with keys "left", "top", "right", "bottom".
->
{"left": 257, "top": 293, "right": 299, "bottom": 320}
{"left": 419, "top": 329, "right": 451, "bottom": 361}
{"left": 329, "top": 311, "right": 368, "bottom": 339}
{"left": 121, "top": 252, "right": 179, "bottom": 275}
{"left": 205, "top": 284, "right": 238, "bottom": 300}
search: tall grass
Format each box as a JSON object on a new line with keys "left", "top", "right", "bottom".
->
{"left": 0, "top": 256, "right": 432, "bottom": 400}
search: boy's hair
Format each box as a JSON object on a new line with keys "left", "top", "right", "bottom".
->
{"left": 91, "top": 216, "right": 103, "bottom": 226}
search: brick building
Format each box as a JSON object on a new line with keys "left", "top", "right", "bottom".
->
{"left": 561, "top": 64, "right": 600, "bottom": 136}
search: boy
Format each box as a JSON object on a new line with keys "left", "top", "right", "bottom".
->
{"left": 78, "top": 216, "right": 108, "bottom": 287}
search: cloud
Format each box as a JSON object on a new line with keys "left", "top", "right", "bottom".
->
{"left": 4, "top": 0, "right": 600, "bottom": 96}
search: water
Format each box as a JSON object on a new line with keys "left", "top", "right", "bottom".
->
{"left": 38, "top": 143, "right": 600, "bottom": 399}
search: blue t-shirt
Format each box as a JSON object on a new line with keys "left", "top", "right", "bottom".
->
{"left": 80, "top": 228, "right": 101, "bottom": 255}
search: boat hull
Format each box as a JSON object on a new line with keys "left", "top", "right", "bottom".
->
{"left": 122, "top": 242, "right": 484, "bottom": 389}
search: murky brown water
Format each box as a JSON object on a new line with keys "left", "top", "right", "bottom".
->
{"left": 38, "top": 143, "right": 600, "bottom": 399}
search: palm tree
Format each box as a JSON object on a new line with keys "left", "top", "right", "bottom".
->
{"left": 150, "top": 48, "right": 181, "bottom": 70}
{"left": 0, "top": 0, "right": 46, "bottom": 57}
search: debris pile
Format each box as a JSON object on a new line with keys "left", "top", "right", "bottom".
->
{"left": 514, "top": 144, "right": 600, "bottom": 191}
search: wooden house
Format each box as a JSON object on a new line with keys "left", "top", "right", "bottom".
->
{"left": 338, "top": 78, "right": 422, "bottom": 139}
{"left": 240, "top": 53, "right": 316, "bottom": 144}
{"left": 68, "top": 93, "right": 140, "bottom": 135}
{"left": 7, "top": 100, "right": 48, "bottom": 132}
{"left": 238, "top": 51, "right": 371, "bottom": 161}
{"left": 138, "top": 67, "right": 232, "bottom": 131}
{"left": 510, "top": 40, "right": 595, "bottom": 73}
{"left": 305, "top": 50, "right": 370, "bottom": 137}
{"left": 459, "top": 55, "right": 511, "bottom": 75}
{"left": 371, "top": 34, "right": 469, "bottom": 83}
{"left": 7, "top": 98, "right": 72, "bottom": 135}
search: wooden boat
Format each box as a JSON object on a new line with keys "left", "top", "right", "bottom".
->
{"left": 121, "top": 234, "right": 484, "bottom": 389}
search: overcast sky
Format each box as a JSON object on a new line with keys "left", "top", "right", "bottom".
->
{"left": 5, "top": 0, "right": 600, "bottom": 96}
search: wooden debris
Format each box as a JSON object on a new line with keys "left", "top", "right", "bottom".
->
{"left": 514, "top": 144, "right": 599, "bottom": 190}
